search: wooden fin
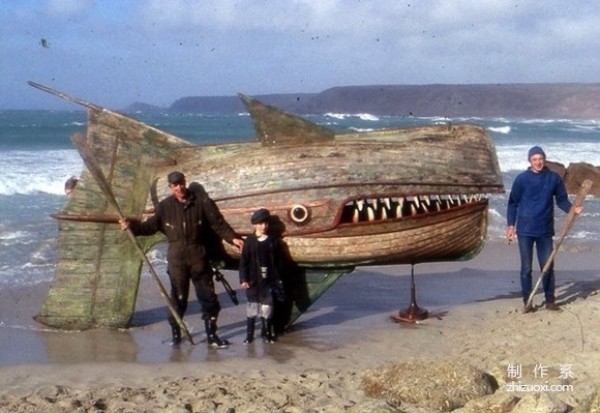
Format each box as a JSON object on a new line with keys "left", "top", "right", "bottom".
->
{"left": 238, "top": 93, "right": 334, "bottom": 146}
{"left": 35, "top": 100, "right": 185, "bottom": 330}
{"left": 34, "top": 219, "right": 145, "bottom": 330}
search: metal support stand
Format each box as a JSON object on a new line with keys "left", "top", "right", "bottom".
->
{"left": 392, "top": 264, "right": 428, "bottom": 323}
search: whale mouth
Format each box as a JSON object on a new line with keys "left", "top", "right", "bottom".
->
{"left": 339, "top": 194, "right": 487, "bottom": 224}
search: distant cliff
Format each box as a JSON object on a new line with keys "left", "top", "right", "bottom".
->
{"left": 138, "top": 84, "right": 600, "bottom": 119}
{"left": 299, "top": 84, "right": 600, "bottom": 119}
{"left": 124, "top": 101, "right": 166, "bottom": 113}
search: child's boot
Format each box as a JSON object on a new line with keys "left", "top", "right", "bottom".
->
{"left": 262, "top": 317, "right": 275, "bottom": 344}
{"left": 244, "top": 317, "right": 255, "bottom": 344}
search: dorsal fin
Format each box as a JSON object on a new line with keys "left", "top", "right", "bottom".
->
{"left": 238, "top": 94, "right": 334, "bottom": 146}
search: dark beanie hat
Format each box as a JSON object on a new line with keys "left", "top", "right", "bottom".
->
{"left": 528, "top": 146, "right": 546, "bottom": 160}
{"left": 251, "top": 208, "right": 270, "bottom": 224}
{"left": 167, "top": 171, "right": 186, "bottom": 184}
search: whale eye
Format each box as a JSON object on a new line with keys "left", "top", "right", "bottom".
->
{"left": 290, "top": 205, "right": 310, "bottom": 224}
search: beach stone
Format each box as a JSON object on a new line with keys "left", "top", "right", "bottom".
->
{"left": 360, "top": 360, "right": 498, "bottom": 412}
{"left": 546, "top": 161, "right": 567, "bottom": 179}
{"left": 453, "top": 391, "right": 519, "bottom": 412}
{"left": 347, "top": 399, "right": 403, "bottom": 413}
{"left": 34, "top": 384, "right": 68, "bottom": 402}
{"left": 511, "top": 392, "right": 569, "bottom": 413}
{"left": 564, "top": 162, "right": 600, "bottom": 196}
{"left": 546, "top": 161, "right": 600, "bottom": 196}
{"left": 589, "top": 385, "right": 600, "bottom": 413}
{"left": 573, "top": 383, "right": 600, "bottom": 413}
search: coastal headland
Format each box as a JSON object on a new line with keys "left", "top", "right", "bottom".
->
{"left": 127, "top": 83, "right": 600, "bottom": 120}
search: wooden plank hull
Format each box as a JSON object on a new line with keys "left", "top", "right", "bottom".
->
{"left": 30, "top": 83, "right": 504, "bottom": 330}
{"left": 222, "top": 201, "right": 489, "bottom": 267}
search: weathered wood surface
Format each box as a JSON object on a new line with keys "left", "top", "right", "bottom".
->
{"left": 221, "top": 201, "right": 489, "bottom": 266}
{"left": 31, "top": 84, "right": 504, "bottom": 330}
{"left": 36, "top": 221, "right": 142, "bottom": 329}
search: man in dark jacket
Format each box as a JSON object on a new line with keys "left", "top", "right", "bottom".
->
{"left": 506, "top": 146, "right": 582, "bottom": 313}
{"left": 120, "top": 171, "right": 244, "bottom": 347}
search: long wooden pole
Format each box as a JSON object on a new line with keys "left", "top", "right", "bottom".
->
{"left": 51, "top": 212, "right": 121, "bottom": 223}
{"left": 28, "top": 81, "right": 102, "bottom": 111}
{"left": 71, "top": 133, "right": 195, "bottom": 345}
{"left": 525, "top": 179, "right": 593, "bottom": 311}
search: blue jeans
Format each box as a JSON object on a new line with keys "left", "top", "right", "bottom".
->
{"left": 517, "top": 235, "right": 555, "bottom": 304}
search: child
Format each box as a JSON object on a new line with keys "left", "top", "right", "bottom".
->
{"left": 239, "top": 208, "right": 283, "bottom": 344}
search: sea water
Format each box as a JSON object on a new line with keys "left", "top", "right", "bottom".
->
{"left": 1, "top": 109, "right": 599, "bottom": 289}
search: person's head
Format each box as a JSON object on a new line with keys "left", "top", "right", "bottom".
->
{"left": 64, "top": 176, "right": 79, "bottom": 197}
{"left": 250, "top": 208, "right": 270, "bottom": 236}
{"left": 167, "top": 171, "right": 187, "bottom": 200}
{"left": 527, "top": 146, "right": 546, "bottom": 173}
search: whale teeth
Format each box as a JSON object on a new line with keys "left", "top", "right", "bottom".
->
{"left": 367, "top": 206, "right": 375, "bottom": 221}
{"left": 341, "top": 193, "right": 486, "bottom": 224}
{"left": 396, "top": 203, "right": 403, "bottom": 218}
{"left": 412, "top": 196, "right": 420, "bottom": 209}
{"left": 382, "top": 198, "right": 391, "bottom": 210}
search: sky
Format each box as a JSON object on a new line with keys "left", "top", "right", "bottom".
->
{"left": 2, "top": 0, "right": 599, "bottom": 110}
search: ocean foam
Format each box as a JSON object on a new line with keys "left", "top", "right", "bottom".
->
{"left": 0, "top": 149, "right": 82, "bottom": 195}
{"left": 488, "top": 126, "right": 511, "bottom": 134}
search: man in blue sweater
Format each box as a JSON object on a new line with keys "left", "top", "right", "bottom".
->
{"left": 506, "top": 146, "right": 582, "bottom": 313}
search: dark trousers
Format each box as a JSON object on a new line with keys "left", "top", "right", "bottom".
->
{"left": 167, "top": 243, "right": 220, "bottom": 327}
{"left": 517, "top": 235, "right": 555, "bottom": 303}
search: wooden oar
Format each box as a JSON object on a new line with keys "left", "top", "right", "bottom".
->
{"left": 70, "top": 133, "right": 195, "bottom": 345}
{"left": 525, "top": 179, "right": 593, "bottom": 311}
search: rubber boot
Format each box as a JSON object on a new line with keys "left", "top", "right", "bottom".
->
{"left": 170, "top": 324, "right": 182, "bottom": 345}
{"left": 260, "top": 317, "right": 267, "bottom": 339}
{"left": 243, "top": 317, "right": 256, "bottom": 344}
{"left": 266, "top": 318, "right": 276, "bottom": 343}
{"left": 261, "top": 317, "right": 275, "bottom": 344}
{"left": 204, "top": 316, "right": 229, "bottom": 349}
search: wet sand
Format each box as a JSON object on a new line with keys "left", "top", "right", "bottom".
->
{"left": 1, "top": 240, "right": 599, "bottom": 412}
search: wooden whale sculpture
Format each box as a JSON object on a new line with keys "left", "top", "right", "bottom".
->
{"left": 29, "top": 82, "right": 504, "bottom": 330}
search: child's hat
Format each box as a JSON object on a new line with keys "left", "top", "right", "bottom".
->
{"left": 251, "top": 208, "right": 270, "bottom": 224}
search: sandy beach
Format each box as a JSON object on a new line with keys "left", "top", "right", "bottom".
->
{"left": 1, "top": 240, "right": 599, "bottom": 412}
